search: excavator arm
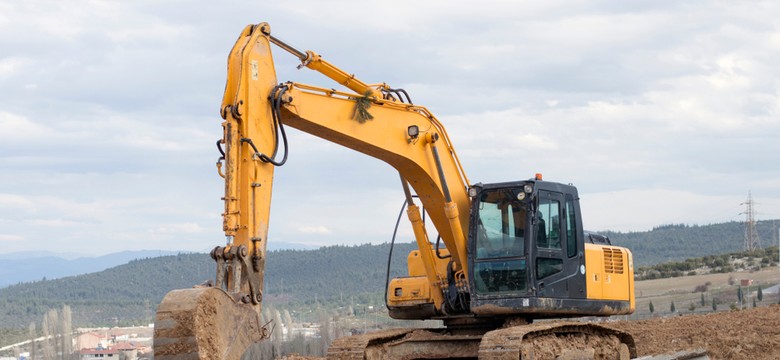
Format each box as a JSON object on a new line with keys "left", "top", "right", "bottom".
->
{"left": 222, "top": 22, "right": 474, "bottom": 310}
{"left": 154, "top": 23, "right": 475, "bottom": 359}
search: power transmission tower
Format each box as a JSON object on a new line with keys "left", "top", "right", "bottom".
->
{"left": 740, "top": 191, "right": 761, "bottom": 251}
{"left": 775, "top": 220, "right": 779, "bottom": 278}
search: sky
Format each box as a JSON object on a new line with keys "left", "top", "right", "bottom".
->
{"left": 1, "top": 1, "right": 779, "bottom": 255}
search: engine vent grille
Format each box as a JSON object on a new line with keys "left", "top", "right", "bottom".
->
{"left": 603, "top": 247, "right": 624, "bottom": 274}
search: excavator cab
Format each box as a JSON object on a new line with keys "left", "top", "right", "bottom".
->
{"left": 388, "top": 178, "right": 634, "bottom": 320}
{"left": 469, "top": 179, "right": 632, "bottom": 319}
{"left": 468, "top": 179, "right": 594, "bottom": 317}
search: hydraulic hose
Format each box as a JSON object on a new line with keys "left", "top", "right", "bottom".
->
{"left": 249, "top": 84, "right": 290, "bottom": 167}
{"left": 384, "top": 199, "right": 409, "bottom": 310}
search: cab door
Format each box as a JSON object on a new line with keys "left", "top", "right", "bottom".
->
{"left": 563, "top": 193, "right": 586, "bottom": 298}
{"left": 533, "top": 190, "right": 569, "bottom": 298}
{"left": 470, "top": 188, "right": 530, "bottom": 299}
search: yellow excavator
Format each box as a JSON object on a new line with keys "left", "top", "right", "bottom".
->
{"left": 153, "top": 23, "right": 638, "bottom": 360}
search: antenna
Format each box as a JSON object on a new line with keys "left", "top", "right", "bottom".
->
{"left": 740, "top": 191, "right": 761, "bottom": 251}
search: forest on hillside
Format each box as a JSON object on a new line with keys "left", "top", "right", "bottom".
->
{"left": 605, "top": 220, "right": 778, "bottom": 266}
{"left": 635, "top": 246, "right": 778, "bottom": 280}
{"left": 1, "top": 219, "right": 777, "bottom": 345}
{"left": 0, "top": 243, "right": 416, "bottom": 332}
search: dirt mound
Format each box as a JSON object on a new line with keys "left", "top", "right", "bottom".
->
{"left": 609, "top": 305, "right": 780, "bottom": 359}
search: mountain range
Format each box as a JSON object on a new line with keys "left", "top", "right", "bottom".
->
{"left": 0, "top": 242, "right": 317, "bottom": 289}
{"left": 0, "top": 250, "right": 181, "bottom": 288}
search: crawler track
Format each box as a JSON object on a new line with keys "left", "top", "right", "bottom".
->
{"left": 327, "top": 328, "right": 483, "bottom": 360}
{"left": 325, "top": 322, "right": 635, "bottom": 360}
{"left": 479, "top": 322, "right": 635, "bottom": 360}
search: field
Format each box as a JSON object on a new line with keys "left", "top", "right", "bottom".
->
{"left": 632, "top": 266, "right": 780, "bottom": 318}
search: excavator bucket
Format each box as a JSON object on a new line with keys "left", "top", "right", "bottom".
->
{"left": 153, "top": 287, "right": 267, "bottom": 360}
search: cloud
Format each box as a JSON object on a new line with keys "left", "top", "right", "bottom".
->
{"left": 581, "top": 189, "right": 752, "bottom": 232}
{"left": 0, "top": 111, "right": 53, "bottom": 140}
{"left": 512, "top": 133, "right": 559, "bottom": 151}
{"left": 27, "top": 219, "right": 84, "bottom": 227}
{"left": 149, "top": 223, "right": 206, "bottom": 234}
{"left": 0, "top": 57, "right": 26, "bottom": 78}
{"left": 0, "top": 193, "right": 36, "bottom": 212}
{"left": 297, "top": 226, "right": 332, "bottom": 235}
{"left": 1, "top": 1, "right": 780, "bottom": 256}
{"left": 0, "top": 234, "right": 24, "bottom": 242}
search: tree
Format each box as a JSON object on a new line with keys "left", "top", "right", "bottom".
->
{"left": 700, "top": 293, "right": 705, "bottom": 307}
{"left": 283, "top": 309, "right": 294, "bottom": 331}
{"left": 737, "top": 286, "right": 743, "bottom": 303}
{"left": 711, "top": 298, "right": 717, "bottom": 311}
{"left": 648, "top": 301, "right": 655, "bottom": 314}
{"left": 273, "top": 309, "right": 284, "bottom": 347}
{"left": 757, "top": 286, "right": 763, "bottom": 302}
{"left": 41, "top": 309, "right": 56, "bottom": 360}
{"left": 28, "top": 322, "right": 36, "bottom": 360}
{"left": 318, "top": 311, "right": 332, "bottom": 356}
{"left": 753, "top": 298, "right": 757, "bottom": 308}
{"left": 670, "top": 301, "right": 676, "bottom": 313}
{"left": 60, "top": 305, "right": 73, "bottom": 360}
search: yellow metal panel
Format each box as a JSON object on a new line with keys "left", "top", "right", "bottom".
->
{"left": 585, "top": 244, "right": 634, "bottom": 302}
{"left": 387, "top": 276, "right": 432, "bottom": 306}
{"left": 408, "top": 251, "right": 425, "bottom": 277}
{"left": 625, "top": 248, "right": 635, "bottom": 312}
{"left": 602, "top": 247, "right": 629, "bottom": 301}
{"left": 405, "top": 205, "right": 444, "bottom": 308}
{"left": 407, "top": 248, "right": 451, "bottom": 278}
{"left": 584, "top": 243, "right": 603, "bottom": 300}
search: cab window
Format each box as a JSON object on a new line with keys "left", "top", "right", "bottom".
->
{"left": 536, "top": 198, "right": 561, "bottom": 249}
{"left": 565, "top": 195, "right": 577, "bottom": 258}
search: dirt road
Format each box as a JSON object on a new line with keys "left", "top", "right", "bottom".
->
{"left": 610, "top": 304, "right": 780, "bottom": 359}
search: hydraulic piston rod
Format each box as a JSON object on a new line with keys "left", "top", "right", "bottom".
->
{"left": 260, "top": 24, "right": 383, "bottom": 99}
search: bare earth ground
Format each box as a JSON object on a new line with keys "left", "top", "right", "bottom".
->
{"left": 274, "top": 270, "right": 780, "bottom": 359}
{"left": 279, "top": 305, "right": 780, "bottom": 359}
{"left": 610, "top": 304, "right": 780, "bottom": 359}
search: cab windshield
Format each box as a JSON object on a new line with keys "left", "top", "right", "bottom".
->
{"left": 472, "top": 188, "right": 528, "bottom": 295}
{"left": 475, "top": 189, "right": 527, "bottom": 259}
